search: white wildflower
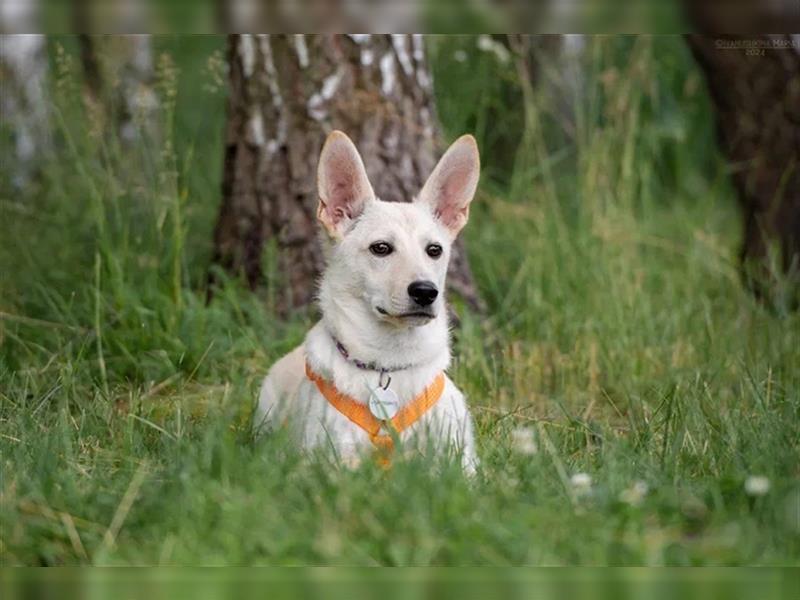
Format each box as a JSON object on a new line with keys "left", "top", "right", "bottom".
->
{"left": 510, "top": 427, "right": 538, "bottom": 455}
{"left": 744, "top": 475, "right": 770, "bottom": 497}
{"left": 570, "top": 472, "right": 592, "bottom": 495}
{"left": 476, "top": 35, "right": 510, "bottom": 64}
{"left": 619, "top": 480, "right": 649, "bottom": 506}
{"left": 453, "top": 50, "right": 468, "bottom": 63}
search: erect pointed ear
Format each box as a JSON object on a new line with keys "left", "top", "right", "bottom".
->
{"left": 417, "top": 134, "right": 480, "bottom": 238}
{"left": 317, "top": 130, "right": 375, "bottom": 239}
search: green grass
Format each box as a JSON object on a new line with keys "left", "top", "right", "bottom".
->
{"left": 1, "top": 35, "right": 799, "bottom": 566}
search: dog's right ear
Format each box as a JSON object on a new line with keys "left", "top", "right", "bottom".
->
{"left": 317, "top": 130, "right": 375, "bottom": 239}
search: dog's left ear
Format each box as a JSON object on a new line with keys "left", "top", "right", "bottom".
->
{"left": 417, "top": 134, "right": 480, "bottom": 238}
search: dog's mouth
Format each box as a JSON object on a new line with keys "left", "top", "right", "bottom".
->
{"left": 376, "top": 306, "right": 435, "bottom": 322}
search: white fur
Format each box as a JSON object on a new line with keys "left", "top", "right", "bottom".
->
{"left": 254, "top": 132, "right": 480, "bottom": 473}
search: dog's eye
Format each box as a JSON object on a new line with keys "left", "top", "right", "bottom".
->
{"left": 426, "top": 243, "right": 443, "bottom": 259}
{"left": 369, "top": 242, "right": 393, "bottom": 257}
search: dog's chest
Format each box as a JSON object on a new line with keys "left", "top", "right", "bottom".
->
{"left": 293, "top": 373, "right": 463, "bottom": 453}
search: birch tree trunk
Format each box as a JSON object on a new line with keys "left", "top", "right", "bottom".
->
{"left": 0, "top": 34, "right": 50, "bottom": 187}
{"left": 686, "top": 34, "right": 800, "bottom": 305}
{"left": 210, "top": 34, "right": 484, "bottom": 313}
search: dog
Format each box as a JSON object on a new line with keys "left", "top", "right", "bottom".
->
{"left": 254, "top": 130, "right": 480, "bottom": 472}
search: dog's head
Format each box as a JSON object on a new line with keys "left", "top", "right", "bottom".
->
{"left": 317, "top": 130, "right": 480, "bottom": 328}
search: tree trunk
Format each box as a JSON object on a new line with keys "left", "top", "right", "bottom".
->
{"left": 686, "top": 34, "right": 800, "bottom": 306}
{"left": 209, "top": 34, "right": 484, "bottom": 313}
{"left": 0, "top": 34, "right": 51, "bottom": 187}
{"left": 77, "top": 34, "right": 158, "bottom": 144}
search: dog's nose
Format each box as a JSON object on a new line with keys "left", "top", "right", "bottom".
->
{"left": 407, "top": 280, "right": 439, "bottom": 306}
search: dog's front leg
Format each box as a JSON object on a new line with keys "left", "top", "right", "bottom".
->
{"left": 460, "top": 436, "right": 479, "bottom": 476}
{"left": 335, "top": 442, "right": 366, "bottom": 470}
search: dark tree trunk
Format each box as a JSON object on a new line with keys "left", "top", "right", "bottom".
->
{"left": 76, "top": 34, "right": 158, "bottom": 144}
{"left": 209, "top": 34, "right": 484, "bottom": 313}
{"left": 686, "top": 34, "right": 800, "bottom": 305}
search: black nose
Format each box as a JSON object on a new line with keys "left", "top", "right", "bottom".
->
{"left": 407, "top": 280, "right": 439, "bottom": 306}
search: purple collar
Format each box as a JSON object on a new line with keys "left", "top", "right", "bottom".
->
{"left": 333, "top": 337, "right": 418, "bottom": 374}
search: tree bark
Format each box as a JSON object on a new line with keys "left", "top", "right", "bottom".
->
{"left": 0, "top": 34, "right": 51, "bottom": 187}
{"left": 76, "top": 34, "right": 158, "bottom": 144}
{"left": 210, "top": 34, "right": 484, "bottom": 313}
{"left": 686, "top": 34, "right": 800, "bottom": 305}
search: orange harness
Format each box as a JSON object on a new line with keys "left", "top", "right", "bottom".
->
{"left": 304, "top": 362, "right": 445, "bottom": 461}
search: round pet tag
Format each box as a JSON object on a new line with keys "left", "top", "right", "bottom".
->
{"left": 368, "top": 386, "right": 400, "bottom": 420}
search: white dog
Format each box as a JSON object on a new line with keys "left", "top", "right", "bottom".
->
{"left": 255, "top": 130, "right": 480, "bottom": 472}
